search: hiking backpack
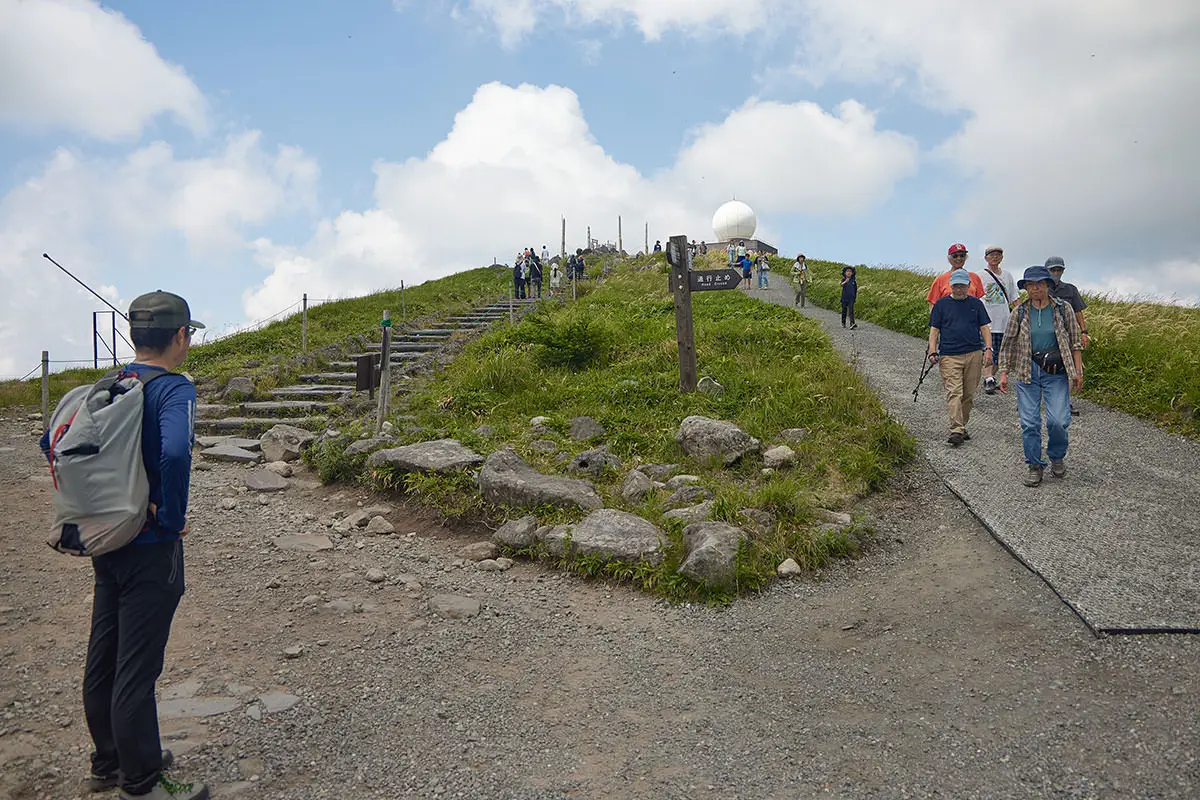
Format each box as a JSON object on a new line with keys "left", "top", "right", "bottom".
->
{"left": 45, "top": 368, "right": 167, "bottom": 556}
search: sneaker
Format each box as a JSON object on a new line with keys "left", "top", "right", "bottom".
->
{"left": 1024, "top": 465, "right": 1044, "bottom": 487}
{"left": 947, "top": 431, "right": 965, "bottom": 446}
{"left": 962, "top": 430, "right": 971, "bottom": 441}
{"left": 1070, "top": 403, "right": 1080, "bottom": 416}
{"left": 120, "top": 774, "right": 208, "bottom": 800}
{"left": 89, "top": 751, "right": 174, "bottom": 792}
{"left": 983, "top": 377, "right": 997, "bottom": 395}
{"left": 849, "top": 323, "right": 858, "bottom": 330}
{"left": 1050, "top": 459, "right": 1066, "bottom": 478}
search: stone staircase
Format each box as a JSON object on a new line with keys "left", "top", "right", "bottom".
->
{"left": 195, "top": 300, "right": 536, "bottom": 443}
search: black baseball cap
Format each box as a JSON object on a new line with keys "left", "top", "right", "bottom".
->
{"left": 128, "top": 290, "right": 205, "bottom": 331}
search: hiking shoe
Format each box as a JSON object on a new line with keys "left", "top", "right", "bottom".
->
{"left": 1050, "top": 459, "right": 1066, "bottom": 478}
{"left": 120, "top": 774, "right": 208, "bottom": 800}
{"left": 947, "top": 431, "right": 965, "bottom": 446}
{"left": 1024, "top": 465, "right": 1044, "bottom": 487}
{"left": 983, "top": 377, "right": 997, "bottom": 395}
{"left": 962, "top": 430, "right": 971, "bottom": 441}
{"left": 89, "top": 751, "right": 173, "bottom": 792}
{"left": 849, "top": 323, "right": 858, "bottom": 330}
{"left": 1070, "top": 403, "right": 1080, "bottom": 416}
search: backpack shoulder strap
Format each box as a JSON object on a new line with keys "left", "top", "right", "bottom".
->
{"left": 135, "top": 367, "right": 171, "bottom": 386}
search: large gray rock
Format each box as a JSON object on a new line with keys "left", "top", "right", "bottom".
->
{"left": 663, "top": 501, "right": 714, "bottom": 525}
{"left": 568, "top": 445, "right": 622, "bottom": 478}
{"left": 221, "top": 376, "right": 256, "bottom": 401}
{"left": 368, "top": 439, "right": 484, "bottom": 473}
{"left": 541, "top": 509, "right": 664, "bottom": 564}
{"left": 477, "top": 449, "right": 602, "bottom": 511}
{"left": 200, "top": 445, "right": 261, "bottom": 464}
{"left": 458, "top": 541, "right": 500, "bottom": 561}
{"left": 493, "top": 516, "right": 538, "bottom": 548}
{"left": 675, "top": 416, "right": 761, "bottom": 466}
{"left": 245, "top": 469, "right": 289, "bottom": 492}
{"left": 620, "top": 469, "right": 655, "bottom": 503}
{"left": 665, "top": 485, "right": 714, "bottom": 509}
{"left": 259, "top": 424, "right": 317, "bottom": 463}
{"left": 569, "top": 416, "right": 606, "bottom": 441}
{"left": 679, "top": 522, "right": 745, "bottom": 590}
{"left": 430, "top": 594, "right": 481, "bottom": 620}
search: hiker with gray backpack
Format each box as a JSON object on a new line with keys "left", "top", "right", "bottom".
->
{"left": 40, "top": 290, "right": 209, "bottom": 799}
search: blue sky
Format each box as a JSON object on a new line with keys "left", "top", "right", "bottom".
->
{"left": 1, "top": 0, "right": 1197, "bottom": 377}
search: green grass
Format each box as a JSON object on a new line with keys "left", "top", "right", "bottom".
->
{"left": 0, "top": 266, "right": 511, "bottom": 409}
{"left": 795, "top": 258, "right": 1200, "bottom": 439}
{"left": 362, "top": 261, "right": 913, "bottom": 603}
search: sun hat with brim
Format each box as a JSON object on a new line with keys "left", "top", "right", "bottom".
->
{"left": 128, "top": 290, "right": 205, "bottom": 330}
{"left": 1045, "top": 256, "right": 1066, "bottom": 270}
{"left": 1018, "top": 266, "right": 1055, "bottom": 289}
{"left": 948, "top": 269, "right": 971, "bottom": 286}
{"left": 984, "top": 245, "right": 1003, "bottom": 255}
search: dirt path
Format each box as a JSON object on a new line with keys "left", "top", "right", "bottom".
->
{"left": 1, "top": 409, "right": 1197, "bottom": 799}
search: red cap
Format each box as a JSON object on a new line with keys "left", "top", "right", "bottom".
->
{"left": 948, "top": 243, "right": 968, "bottom": 255}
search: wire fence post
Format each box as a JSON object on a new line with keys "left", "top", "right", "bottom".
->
{"left": 41, "top": 351, "right": 49, "bottom": 433}
{"left": 375, "top": 310, "right": 392, "bottom": 435}
{"left": 401, "top": 281, "right": 406, "bottom": 323}
{"left": 301, "top": 293, "right": 308, "bottom": 355}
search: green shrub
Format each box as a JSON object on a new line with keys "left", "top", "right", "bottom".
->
{"left": 525, "top": 307, "right": 614, "bottom": 371}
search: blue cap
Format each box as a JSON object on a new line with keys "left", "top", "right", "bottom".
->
{"left": 948, "top": 269, "right": 971, "bottom": 286}
{"left": 1019, "top": 265, "right": 1055, "bottom": 289}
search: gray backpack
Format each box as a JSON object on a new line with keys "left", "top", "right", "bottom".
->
{"left": 46, "top": 368, "right": 167, "bottom": 556}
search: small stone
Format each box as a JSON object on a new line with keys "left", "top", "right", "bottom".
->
{"left": 430, "top": 594, "right": 481, "bottom": 620}
{"left": 817, "top": 509, "right": 853, "bottom": 526}
{"left": 219, "top": 498, "right": 238, "bottom": 510}
{"left": 665, "top": 475, "right": 701, "bottom": 490}
{"left": 246, "top": 705, "right": 262, "bottom": 721}
{"left": 256, "top": 495, "right": 271, "bottom": 506}
{"left": 529, "top": 439, "right": 559, "bottom": 454}
{"left": 665, "top": 484, "right": 714, "bottom": 509}
{"left": 245, "top": 469, "right": 289, "bottom": 492}
{"left": 696, "top": 376, "right": 724, "bottom": 395}
{"left": 568, "top": 416, "right": 606, "bottom": 441}
{"left": 264, "top": 461, "right": 293, "bottom": 477}
{"left": 530, "top": 416, "right": 552, "bottom": 430}
{"left": 494, "top": 516, "right": 538, "bottom": 548}
{"left": 275, "top": 534, "right": 334, "bottom": 553}
{"left": 761, "top": 468, "right": 776, "bottom": 477}
{"left": 381, "top": 421, "right": 395, "bottom": 435}
{"left": 762, "top": 445, "right": 797, "bottom": 470}
{"left": 777, "top": 558, "right": 803, "bottom": 576}
{"left": 495, "top": 557, "right": 515, "bottom": 570}
{"left": 365, "top": 516, "right": 395, "bottom": 535}
{"left": 457, "top": 541, "right": 499, "bottom": 561}
{"left": 365, "top": 568, "right": 386, "bottom": 583}
{"left": 473, "top": 425, "right": 496, "bottom": 439}
{"left": 475, "top": 559, "right": 503, "bottom": 572}
{"left": 282, "top": 645, "right": 303, "bottom": 659}
{"left": 780, "top": 428, "right": 809, "bottom": 444}
{"left": 265, "top": 579, "right": 281, "bottom": 589}
{"left": 259, "top": 692, "right": 301, "bottom": 713}
{"left": 619, "top": 469, "right": 655, "bottom": 503}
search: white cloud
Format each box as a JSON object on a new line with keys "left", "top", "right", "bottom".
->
{"left": 0, "top": 135, "right": 318, "bottom": 378}
{"left": 0, "top": 0, "right": 206, "bottom": 139}
{"left": 244, "top": 82, "right": 916, "bottom": 317}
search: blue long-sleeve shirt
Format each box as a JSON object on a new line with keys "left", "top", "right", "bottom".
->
{"left": 41, "top": 363, "right": 196, "bottom": 545}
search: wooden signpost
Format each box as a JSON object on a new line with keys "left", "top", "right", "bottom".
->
{"left": 669, "top": 235, "right": 742, "bottom": 392}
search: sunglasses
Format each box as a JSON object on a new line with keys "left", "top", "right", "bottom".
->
{"left": 950, "top": 253, "right": 967, "bottom": 259}
{"left": 186, "top": 326, "right": 198, "bottom": 337}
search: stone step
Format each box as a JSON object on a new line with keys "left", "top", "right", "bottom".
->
{"left": 364, "top": 342, "right": 441, "bottom": 352}
{"left": 270, "top": 385, "right": 353, "bottom": 399}
{"left": 195, "top": 416, "right": 326, "bottom": 435}
{"left": 327, "top": 359, "right": 424, "bottom": 370}
{"left": 298, "top": 372, "right": 358, "bottom": 384}
{"left": 196, "top": 400, "right": 334, "bottom": 419}
{"left": 406, "top": 330, "right": 455, "bottom": 337}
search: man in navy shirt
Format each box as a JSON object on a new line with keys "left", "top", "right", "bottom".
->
{"left": 928, "top": 270, "right": 993, "bottom": 446}
{"left": 43, "top": 291, "right": 209, "bottom": 799}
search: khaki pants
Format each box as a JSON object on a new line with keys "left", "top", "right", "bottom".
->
{"left": 938, "top": 351, "right": 983, "bottom": 433}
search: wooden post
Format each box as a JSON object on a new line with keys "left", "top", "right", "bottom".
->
{"left": 41, "top": 351, "right": 49, "bottom": 433}
{"left": 375, "top": 311, "right": 392, "bottom": 435}
{"left": 509, "top": 284, "right": 514, "bottom": 323}
{"left": 618, "top": 215, "right": 623, "bottom": 253}
{"left": 401, "top": 280, "right": 406, "bottom": 323}
{"left": 587, "top": 225, "right": 591, "bottom": 250}
{"left": 669, "top": 235, "right": 697, "bottom": 393}
{"left": 645, "top": 222, "right": 648, "bottom": 255}
{"left": 301, "top": 293, "right": 308, "bottom": 354}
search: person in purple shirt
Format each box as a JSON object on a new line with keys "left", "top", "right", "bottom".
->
{"left": 41, "top": 291, "right": 209, "bottom": 799}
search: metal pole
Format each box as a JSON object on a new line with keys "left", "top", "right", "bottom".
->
{"left": 43, "top": 253, "right": 128, "bottom": 320}
{"left": 111, "top": 312, "right": 118, "bottom": 366}
{"left": 41, "top": 351, "right": 49, "bottom": 433}
{"left": 587, "top": 226, "right": 591, "bottom": 250}
{"left": 375, "top": 310, "right": 392, "bottom": 435}
{"left": 301, "top": 293, "right": 308, "bottom": 354}
{"left": 561, "top": 216, "right": 566, "bottom": 262}
{"left": 645, "top": 222, "right": 648, "bottom": 255}
{"left": 93, "top": 312, "right": 99, "bottom": 369}
{"left": 618, "top": 215, "right": 622, "bottom": 253}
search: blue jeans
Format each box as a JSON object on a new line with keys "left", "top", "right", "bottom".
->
{"left": 757, "top": 270, "right": 769, "bottom": 288}
{"left": 1015, "top": 361, "right": 1070, "bottom": 466}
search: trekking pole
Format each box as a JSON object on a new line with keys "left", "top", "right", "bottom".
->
{"left": 912, "top": 350, "right": 937, "bottom": 402}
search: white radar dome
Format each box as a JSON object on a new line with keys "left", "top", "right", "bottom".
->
{"left": 712, "top": 200, "right": 757, "bottom": 242}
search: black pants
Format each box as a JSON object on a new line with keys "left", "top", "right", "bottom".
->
{"left": 514, "top": 278, "right": 526, "bottom": 299}
{"left": 85, "top": 540, "right": 184, "bottom": 795}
{"left": 841, "top": 301, "right": 856, "bottom": 326}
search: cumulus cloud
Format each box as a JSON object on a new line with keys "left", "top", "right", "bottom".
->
{"left": 244, "top": 82, "right": 915, "bottom": 317}
{"left": 0, "top": 0, "right": 207, "bottom": 139}
{"left": 0, "top": 135, "right": 318, "bottom": 378}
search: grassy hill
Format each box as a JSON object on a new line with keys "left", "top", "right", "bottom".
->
{"left": 0, "top": 266, "right": 511, "bottom": 409}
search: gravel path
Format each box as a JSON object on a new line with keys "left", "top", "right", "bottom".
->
{"left": 2, "top": 388, "right": 1198, "bottom": 796}
{"left": 752, "top": 280, "right": 1200, "bottom": 633}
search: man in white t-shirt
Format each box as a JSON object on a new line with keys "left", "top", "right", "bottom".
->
{"left": 980, "top": 244, "right": 1017, "bottom": 394}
